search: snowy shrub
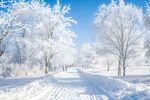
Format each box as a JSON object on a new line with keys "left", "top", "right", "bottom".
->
{"left": 0, "top": 64, "right": 13, "bottom": 78}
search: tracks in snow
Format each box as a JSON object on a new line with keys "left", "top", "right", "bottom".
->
{"left": 0, "top": 70, "right": 117, "bottom": 100}
{"left": 42, "top": 71, "right": 113, "bottom": 100}
{"left": 79, "top": 71, "right": 111, "bottom": 100}
{"left": 80, "top": 71, "right": 114, "bottom": 100}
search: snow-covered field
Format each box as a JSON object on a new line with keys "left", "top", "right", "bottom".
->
{"left": 0, "top": 68, "right": 150, "bottom": 100}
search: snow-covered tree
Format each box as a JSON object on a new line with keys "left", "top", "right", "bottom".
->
{"left": 36, "top": 1, "right": 76, "bottom": 74}
{"left": 0, "top": 0, "right": 24, "bottom": 58}
{"left": 144, "top": 3, "right": 150, "bottom": 65}
{"left": 0, "top": 0, "right": 76, "bottom": 76}
{"left": 93, "top": 0, "right": 144, "bottom": 76}
{"left": 104, "top": 56, "right": 114, "bottom": 71}
{"left": 2, "top": 0, "right": 43, "bottom": 76}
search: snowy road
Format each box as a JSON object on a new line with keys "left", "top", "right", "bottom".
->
{"left": 47, "top": 71, "right": 110, "bottom": 100}
{"left": 33, "top": 70, "right": 110, "bottom": 100}
{"left": 0, "top": 69, "right": 150, "bottom": 100}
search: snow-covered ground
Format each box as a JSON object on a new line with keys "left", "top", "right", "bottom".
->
{"left": 91, "top": 66, "right": 150, "bottom": 87}
{"left": 0, "top": 68, "right": 150, "bottom": 100}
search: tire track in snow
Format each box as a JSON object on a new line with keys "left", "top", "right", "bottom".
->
{"left": 49, "top": 86, "right": 63, "bottom": 100}
{"left": 33, "top": 71, "right": 107, "bottom": 100}
{"left": 81, "top": 73, "right": 108, "bottom": 100}
{"left": 79, "top": 71, "right": 115, "bottom": 100}
{"left": 52, "top": 71, "right": 106, "bottom": 100}
{"left": 49, "top": 72, "right": 93, "bottom": 100}
{"left": 48, "top": 86, "right": 85, "bottom": 100}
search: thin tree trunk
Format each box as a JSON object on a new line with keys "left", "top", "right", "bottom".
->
{"left": 118, "top": 60, "right": 121, "bottom": 76}
{"left": 123, "top": 67, "right": 126, "bottom": 76}
{"left": 48, "top": 61, "right": 52, "bottom": 72}
{"left": 65, "top": 65, "right": 67, "bottom": 71}
{"left": 122, "top": 58, "right": 126, "bottom": 76}
{"left": 107, "top": 63, "right": 110, "bottom": 71}
{"left": 45, "top": 64, "right": 48, "bottom": 74}
{"left": 62, "top": 65, "right": 65, "bottom": 71}
{"left": 81, "top": 65, "right": 83, "bottom": 69}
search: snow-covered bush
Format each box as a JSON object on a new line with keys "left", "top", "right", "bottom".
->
{"left": 0, "top": 64, "right": 13, "bottom": 78}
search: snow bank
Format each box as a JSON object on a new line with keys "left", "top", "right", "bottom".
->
{"left": 0, "top": 74, "right": 54, "bottom": 100}
{"left": 79, "top": 70, "right": 150, "bottom": 100}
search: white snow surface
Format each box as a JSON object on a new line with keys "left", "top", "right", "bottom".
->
{"left": 0, "top": 69, "right": 150, "bottom": 100}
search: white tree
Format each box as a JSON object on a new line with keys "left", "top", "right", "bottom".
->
{"left": 93, "top": 0, "right": 143, "bottom": 76}
{"left": 0, "top": 0, "right": 31, "bottom": 76}
{"left": 35, "top": 1, "right": 76, "bottom": 74}
{"left": 104, "top": 55, "right": 114, "bottom": 71}
{"left": 0, "top": 0, "right": 25, "bottom": 58}
{"left": 0, "top": 0, "right": 76, "bottom": 76}
{"left": 144, "top": 3, "right": 150, "bottom": 66}
{"left": 3, "top": 0, "right": 43, "bottom": 76}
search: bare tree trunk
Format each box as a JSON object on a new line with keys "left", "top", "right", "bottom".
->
{"left": 107, "top": 63, "right": 110, "bottom": 71}
{"left": 118, "top": 60, "right": 121, "bottom": 76}
{"left": 45, "top": 63, "right": 48, "bottom": 74}
{"left": 0, "top": 42, "right": 5, "bottom": 58}
{"left": 65, "top": 65, "right": 67, "bottom": 71}
{"left": 122, "top": 58, "right": 126, "bottom": 76}
{"left": 62, "top": 64, "right": 65, "bottom": 71}
{"left": 81, "top": 65, "right": 83, "bottom": 69}
{"left": 123, "top": 67, "right": 126, "bottom": 76}
{"left": 107, "top": 66, "right": 110, "bottom": 71}
{"left": 48, "top": 61, "right": 52, "bottom": 72}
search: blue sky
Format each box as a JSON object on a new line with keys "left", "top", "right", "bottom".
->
{"left": 45, "top": 0, "right": 148, "bottom": 48}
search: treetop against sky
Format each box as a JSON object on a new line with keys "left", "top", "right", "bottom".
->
{"left": 45, "top": 0, "right": 148, "bottom": 47}
{"left": 0, "top": 0, "right": 147, "bottom": 47}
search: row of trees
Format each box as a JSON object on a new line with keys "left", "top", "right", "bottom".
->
{"left": 1, "top": 0, "right": 150, "bottom": 77}
{"left": 0, "top": 0, "right": 76, "bottom": 76}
